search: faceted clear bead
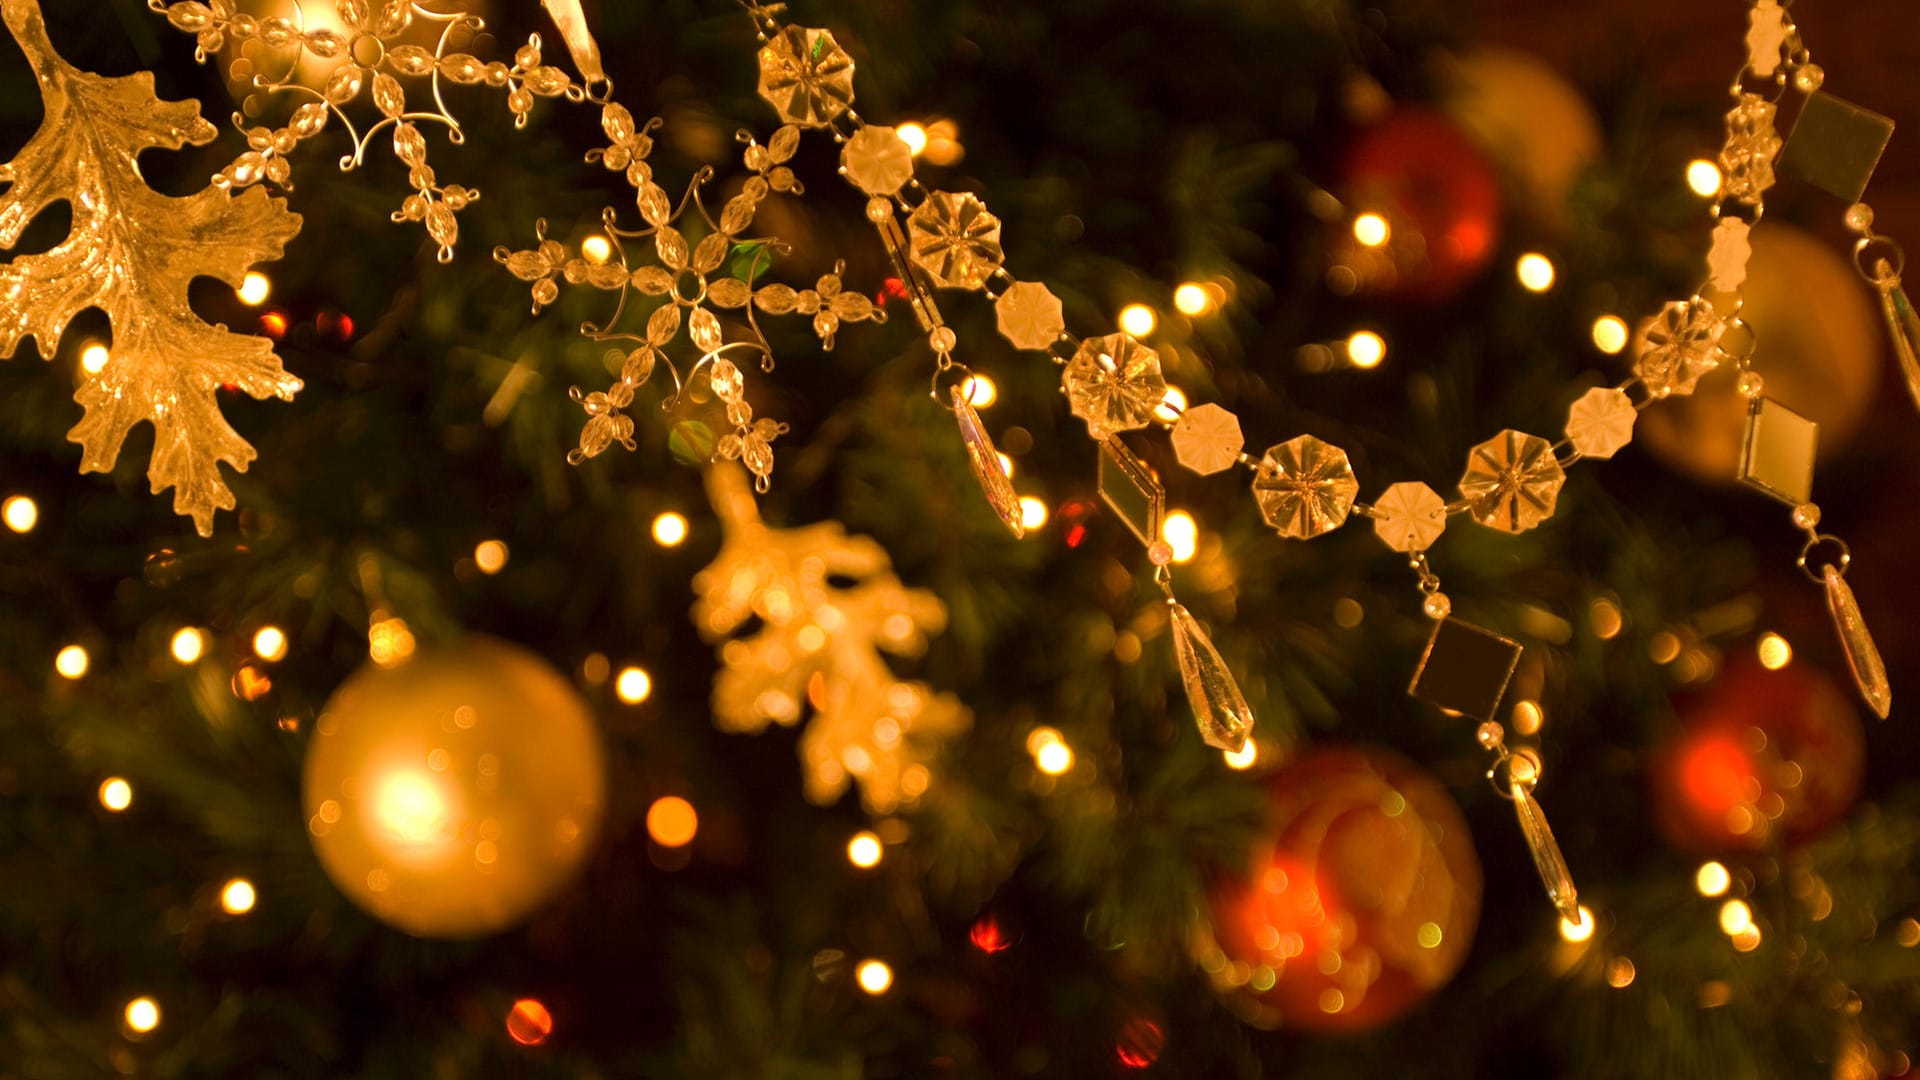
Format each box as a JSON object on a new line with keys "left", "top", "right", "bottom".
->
{"left": 1564, "top": 387, "right": 1637, "bottom": 460}
{"left": 907, "top": 191, "right": 1004, "bottom": 290}
{"left": 1251, "top": 436, "right": 1360, "bottom": 540}
{"left": 1475, "top": 720, "right": 1504, "bottom": 749}
{"left": 841, "top": 126, "right": 914, "bottom": 197}
{"left": 1147, "top": 540, "right": 1174, "bottom": 566}
{"left": 1635, "top": 299, "right": 1725, "bottom": 398}
{"left": 1793, "top": 63, "right": 1825, "bottom": 93}
{"left": 756, "top": 26, "right": 855, "bottom": 128}
{"left": 1168, "top": 602, "right": 1255, "bottom": 752}
{"left": 1170, "top": 403, "right": 1244, "bottom": 476}
{"left": 1845, "top": 202, "right": 1876, "bottom": 234}
{"left": 1459, "top": 430, "right": 1565, "bottom": 534}
{"left": 1371, "top": 481, "right": 1447, "bottom": 553}
{"left": 1063, "top": 334, "right": 1167, "bottom": 439}
{"left": 1423, "top": 592, "right": 1452, "bottom": 620}
{"left": 994, "top": 281, "right": 1065, "bottom": 351}
{"left": 1737, "top": 369, "right": 1766, "bottom": 398}
{"left": 1792, "top": 502, "right": 1822, "bottom": 530}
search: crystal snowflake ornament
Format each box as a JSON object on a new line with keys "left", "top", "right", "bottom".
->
{"left": 908, "top": 191, "right": 1005, "bottom": 290}
{"left": 1634, "top": 298, "right": 1725, "bottom": 398}
{"left": 1251, "top": 436, "right": 1360, "bottom": 539}
{"left": 1063, "top": 334, "right": 1167, "bottom": 439}
{"left": 1459, "top": 430, "right": 1564, "bottom": 534}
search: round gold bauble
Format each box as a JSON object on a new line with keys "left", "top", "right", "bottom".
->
{"left": 303, "top": 637, "right": 606, "bottom": 938}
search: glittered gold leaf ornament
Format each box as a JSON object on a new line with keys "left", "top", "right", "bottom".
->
{"left": 1, "top": 0, "right": 303, "bottom": 535}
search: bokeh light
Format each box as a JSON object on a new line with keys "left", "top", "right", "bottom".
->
{"left": 1118, "top": 304, "right": 1157, "bottom": 338}
{"left": 1686, "top": 159, "right": 1724, "bottom": 198}
{"left": 1719, "top": 899, "right": 1753, "bottom": 936}
{"left": 847, "top": 831, "right": 883, "bottom": 868}
{"left": 652, "top": 512, "right": 689, "bottom": 548}
{"left": 1560, "top": 905, "right": 1596, "bottom": 943}
{"left": 55, "top": 644, "right": 89, "bottom": 680}
{"left": 507, "top": 998, "right": 554, "bottom": 1046}
{"left": 1035, "top": 740, "right": 1074, "bottom": 776}
{"left": 99, "top": 777, "right": 132, "bottom": 812}
{"left": 616, "top": 666, "right": 653, "bottom": 704}
{"left": 123, "top": 997, "right": 160, "bottom": 1034}
{"left": 1161, "top": 511, "right": 1199, "bottom": 563}
{"left": 1696, "top": 861, "right": 1731, "bottom": 897}
{"left": 1223, "top": 740, "right": 1258, "bottom": 770}
{"left": 1352, "top": 212, "right": 1391, "bottom": 247}
{"left": 962, "top": 373, "right": 997, "bottom": 408}
{"left": 1018, "top": 496, "right": 1049, "bottom": 531}
{"left": 1757, "top": 632, "right": 1792, "bottom": 670}
{"left": 581, "top": 234, "right": 613, "bottom": 264}
{"left": 169, "top": 628, "right": 205, "bottom": 665}
{"left": 855, "top": 959, "right": 893, "bottom": 995}
{"left": 238, "top": 272, "right": 271, "bottom": 306}
{"left": 1346, "top": 330, "right": 1386, "bottom": 369}
{"left": 220, "top": 878, "right": 256, "bottom": 915}
{"left": 647, "top": 796, "right": 698, "bottom": 848}
{"left": 1154, "top": 385, "right": 1187, "bottom": 424}
{"left": 81, "top": 342, "right": 111, "bottom": 374}
{"left": 1173, "top": 281, "right": 1212, "bottom": 315}
{"left": 895, "top": 123, "right": 928, "bottom": 156}
{"left": 474, "top": 540, "right": 509, "bottom": 575}
{"left": 2, "top": 494, "right": 37, "bottom": 533}
{"left": 1517, "top": 253, "right": 1556, "bottom": 292}
{"left": 253, "top": 626, "right": 288, "bottom": 663}
{"left": 1591, "top": 315, "right": 1629, "bottom": 355}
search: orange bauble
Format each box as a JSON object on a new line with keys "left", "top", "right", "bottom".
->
{"left": 1201, "top": 747, "right": 1481, "bottom": 1032}
{"left": 1652, "top": 658, "right": 1864, "bottom": 852}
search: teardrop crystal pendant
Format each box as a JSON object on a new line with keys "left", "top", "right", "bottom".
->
{"left": 1512, "top": 781, "right": 1580, "bottom": 922}
{"left": 1877, "top": 280, "right": 1920, "bottom": 415}
{"left": 1824, "top": 565, "right": 1892, "bottom": 718}
{"left": 1167, "top": 602, "right": 1255, "bottom": 752}
{"left": 950, "top": 385, "right": 1024, "bottom": 538}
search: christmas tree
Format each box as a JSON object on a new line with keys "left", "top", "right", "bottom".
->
{"left": 4, "top": 0, "right": 1919, "bottom": 1075}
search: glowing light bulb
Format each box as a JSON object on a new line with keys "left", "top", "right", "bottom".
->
{"left": 1719, "top": 899, "right": 1753, "bottom": 936}
{"left": 1346, "top": 330, "right": 1386, "bottom": 369}
{"left": 652, "top": 512, "right": 689, "bottom": 548}
{"left": 252, "top": 626, "right": 287, "bottom": 663}
{"left": 81, "top": 342, "right": 111, "bottom": 374}
{"left": 474, "top": 539, "right": 509, "bottom": 575}
{"left": 2, "top": 494, "right": 37, "bottom": 533}
{"left": 1161, "top": 510, "right": 1198, "bottom": 563}
{"left": 847, "top": 830, "right": 883, "bottom": 868}
{"left": 1687, "top": 159, "right": 1724, "bottom": 198}
{"left": 55, "top": 644, "right": 89, "bottom": 679}
{"left": 1173, "top": 282, "right": 1212, "bottom": 316}
{"left": 237, "top": 272, "right": 271, "bottom": 306}
{"left": 1696, "top": 861, "right": 1731, "bottom": 897}
{"left": 1757, "top": 632, "right": 1792, "bottom": 670}
{"left": 1018, "top": 496, "right": 1049, "bottom": 531}
{"left": 1118, "top": 304, "right": 1157, "bottom": 338}
{"left": 375, "top": 773, "right": 449, "bottom": 847}
{"left": 616, "top": 666, "right": 653, "bottom": 704}
{"left": 1154, "top": 386, "right": 1187, "bottom": 424}
{"left": 855, "top": 959, "right": 893, "bottom": 995}
{"left": 1517, "top": 253, "right": 1556, "bottom": 293}
{"left": 647, "top": 796, "right": 698, "bottom": 847}
{"left": 124, "top": 997, "right": 160, "bottom": 1034}
{"left": 1035, "top": 740, "right": 1074, "bottom": 776}
{"left": 1559, "top": 905, "right": 1596, "bottom": 942}
{"left": 169, "top": 627, "right": 204, "bottom": 665}
{"left": 99, "top": 777, "right": 132, "bottom": 811}
{"left": 1352, "top": 213, "right": 1391, "bottom": 247}
{"left": 507, "top": 998, "right": 554, "bottom": 1046}
{"left": 581, "top": 234, "right": 613, "bottom": 264}
{"left": 895, "top": 123, "right": 928, "bottom": 156}
{"left": 1224, "top": 740, "right": 1258, "bottom": 770}
{"left": 962, "top": 374, "right": 997, "bottom": 408}
{"left": 220, "top": 877, "right": 256, "bottom": 915}
{"left": 1591, "top": 315, "right": 1629, "bottom": 355}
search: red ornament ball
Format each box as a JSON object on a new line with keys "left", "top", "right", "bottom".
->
{"left": 1652, "top": 657, "right": 1864, "bottom": 852}
{"left": 1200, "top": 746, "right": 1481, "bottom": 1032}
{"left": 1336, "top": 109, "right": 1504, "bottom": 302}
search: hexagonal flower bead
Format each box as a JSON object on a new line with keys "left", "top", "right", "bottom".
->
{"left": 1635, "top": 298, "right": 1725, "bottom": 398}
{"left": 756, "top": 26, "right": 855, "bottom": 128}
{"left": 1564, "top": 387, "right": 1637, "bottom": 460}
{"left": 1371, "top": 481, "right": 1448, "bottom": 552}
{"left": 1170, "top": 403, "right": 1245, "bottom": 475}
{"left": 1252, "top": 436, "right": 1360, "bottom": 539}
{"left": 1063, "top": 334, "right": 1167, "bottom": 439}
{"left": 908, "top": 191, "right": 1004, "bottom": 290}
{"left": 1459, "top": 430, "right": 1565, "bottom": 534}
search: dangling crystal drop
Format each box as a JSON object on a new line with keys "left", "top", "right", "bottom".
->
{"left": 1511, "top": 780, "right": 1580, "bottom": 922}
{"left": 1877, "top": 279, "right": 1920, "bottom": 416}
{"left": 950, "top": 385, "right": 1024, "bottom": 538}
{"left": 1824, "top": 565, "right": 1892, "bottom": 718}
{"left": 1167, "top": 602, "right": 1255, "bottom": 752}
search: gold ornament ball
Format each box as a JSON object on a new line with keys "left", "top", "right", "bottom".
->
{"left": 303, "top": 638, "right": 606, "bottom": 938}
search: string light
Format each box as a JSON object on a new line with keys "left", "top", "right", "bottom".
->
{"left": 1173, "top": 282, "right": 1212, "bottom": 316}
{"left": 1686, "top": 159, "right": 1724, "bottom": 198}
{"left": 1591, "top": 315, "right": 1630, "bottom": 355}
{"left": 855, "top": 959, "right": 893, "bottom": 995}
{"left": 1718, "top": 899, "right": 1753, "bottom": 936}
{"left": 1696, "top": 861, "right": 1731, "bottom": 897}
{"left": 651, "top": 512, "right": 689, "bottom": 547}
{"left": 169, "top": 627, "right": 204, "bottom": 665}
{"left": 1352, "top": 212, "right": 1391, "bottom": 247}
{"left": 847, "top": 830, "right": 883, "bottom": 868}
{"left": 1757, "top": 632, "right": 1792, "bottom": 670}
{"left": 81, "top": 341, "right": 111, "bottom": 374}
{"left": 647, "top": 796, "right": 698, "bottom": 847}
{"left": 99, "top": 777, "right": 132, "bottom": 811}
{"left": 1035, "top": 739, "right": 1074, "bottom": 776}
{"left": 506, "top": 998, "right": 554, "bottom": 1046}
{"left": 252, "top": 626, "right": 287, "bottom": 663}
{"left": 1517, "top": 253, "right": 1556, "bottom": 293}
{"left": 1161, "top": 510, "right": 1199, "bottom": 563}
{"left": 581, "top": 234, "right": 613, "bottom": 264}
{"left": 615, "top": 666, "right": 653, "bottom": 704}
{"left": 1223, "top": 740, "right": 1258, "bottom": 770}
{"left": 962, "top": 373, "right": 997, "bottom": 408}
{"left": 1559, "top": 905, "right": 1596, "bottom": 943}
{"left": 2, "top": 494, "right": 37, "bottom": 533}
{"left": 1345, "top": 330, "right": 1386, "bottom": 369}
{"left": 895, "top": 122, "right": 928, "bottom": 156}
{"left": 1153, "top": 386, "right": 1187, "bottom": 424}
{"left": 55, "top": 644, "right": 89, "bottom": 679}
{"left": 219, "top": 878, "right": 256, "bottom": 915}
{"left": 474, "top": 539, "right": 510, "bottom": 575}
{"left": 1118, "top": 304, "right": 1157, "bottom": 338}
{"left": 123, "top": 997, "right": 160, "bottom": 1035}
{"left": 1018, "top": 496, "right": 1049, "bottom": 531}
{"left": 237, "top": 271, "right": 271, "bottom": 306}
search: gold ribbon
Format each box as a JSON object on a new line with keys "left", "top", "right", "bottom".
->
{"left": 541, "top": 0, "right": 605, "bottom": 87}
